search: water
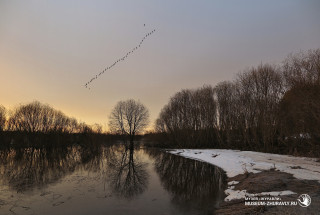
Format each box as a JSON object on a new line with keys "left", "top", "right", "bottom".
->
{"left": 0, "top": 145, "right": 226, "bottom": 215}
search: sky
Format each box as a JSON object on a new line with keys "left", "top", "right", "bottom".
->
{"left": 1, "top": 0, "right": 320, "bottom": 131}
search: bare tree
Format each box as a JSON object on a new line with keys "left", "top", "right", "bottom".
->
{"left": 235, "top": 64, "right": 284, "bottom": 151}
{"left": 283, "top": 49, "right": 320, "bottom": 88}
{"left": 92, "top": 123, "right": 103, "bottom": 134}
{"left": 109, "top": 99, "right": 149, "bottom": 143}
{"left": 280, "top": 49, "right": 320, "bottom": 155}
{"left": 279, "top": 83, "right": 320, "bottom": 155}
{"left": 7, "top": 101, "right": 84, "bottom": 134}
{"left": 156, "top": 86, "right": 217, "bottom": 147}
{"left": 215, "top": 81, "right": 239, "bottom": 147}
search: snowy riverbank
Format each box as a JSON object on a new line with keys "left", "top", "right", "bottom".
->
{"left": 168, "top": 149, "right": 320, "bottom": 201}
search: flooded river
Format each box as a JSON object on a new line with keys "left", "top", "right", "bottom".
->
{"left": 0, "top": 144, "right": 226, "bottom": 215}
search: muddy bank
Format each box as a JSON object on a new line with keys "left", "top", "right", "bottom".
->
{"left": 216, "top": 170, "right": 320, "bottom": 214}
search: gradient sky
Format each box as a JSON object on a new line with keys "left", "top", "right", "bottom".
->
{"left": 1, "top": 0, "right": 320, "bottom": 130}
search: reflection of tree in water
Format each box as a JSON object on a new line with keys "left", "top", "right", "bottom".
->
{"left": 0, "top": 146, "right": 102, "bottom": 193}
{"left": 105, "top": 145, "right": 149, "bottom": 199}
{"left": 147, "top": 149, "right": 227, "bottom": 212}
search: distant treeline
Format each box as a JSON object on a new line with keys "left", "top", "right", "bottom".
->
{"left": 0, "top": 101, "right": 118, "bottom": 148}
{"left": 151, "top": 49, "right": 320, "bottom": 157}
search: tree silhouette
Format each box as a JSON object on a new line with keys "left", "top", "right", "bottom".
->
{"left": 155, "top": 49, "right": 320, "bottom": 156}
{"left": 109, "top": 99, "right": 149, "bottom": 144}
{"left": 106, "top": 145, "right": 149, "bottom": 199}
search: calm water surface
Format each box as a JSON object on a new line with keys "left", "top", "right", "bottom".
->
{"left": 0, "top": 144, "right": 226, "bottom": 215}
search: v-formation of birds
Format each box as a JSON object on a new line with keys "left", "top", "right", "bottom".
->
{"left": 84, "top": 28, "right": 156, "bottom": 89}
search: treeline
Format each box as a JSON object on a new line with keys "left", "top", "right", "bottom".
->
{"left": 0, "top": 101, "right": 104, "bottom": 133}
{"left": 154, "top": 49, "right": 320, "bottom": 156}
{"left": 0, "top": 101, "right": 114, "bottom": 148}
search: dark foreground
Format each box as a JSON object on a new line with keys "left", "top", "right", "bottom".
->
{"left": 217, "top": 170, "right": 320, "bottom": 214}
{"left": 0, "top": 144, "right": 226, "bottom": 215}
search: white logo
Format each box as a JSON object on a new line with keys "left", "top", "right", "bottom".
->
{"left": 297, "top": 194, "right": 311, "bottom": 207}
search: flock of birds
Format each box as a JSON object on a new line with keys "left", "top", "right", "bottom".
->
{"left": 84, "top": 25, "right": 156, "bottom": 89}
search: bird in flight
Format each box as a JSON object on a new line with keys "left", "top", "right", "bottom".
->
{"left": 84, "top": 28, "right": 156, "bottom": 89}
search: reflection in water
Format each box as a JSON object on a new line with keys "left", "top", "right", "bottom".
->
{"left": 0, "top": 145, "right": 227, "bottom": 214}
{"left": 105, "top": 145, "right": 149, "bottom": 199}
{"left": 0, "top": 146, "right": 102, "bottom": 193}
{"left": 147, "top": 149, "right": 227, "bottom": 212}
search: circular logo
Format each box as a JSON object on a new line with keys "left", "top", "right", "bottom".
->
{"left": 297, "top": 194, "right": 311, "bottom": 207}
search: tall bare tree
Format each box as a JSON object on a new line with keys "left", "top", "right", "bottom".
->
{"left": 215, "top": 81, "right": 239, "bottom": 147}
{"left": 283, "top": 49, "right": 320, "bottom": 88}
{"left": 280, "top": 49, "right": 320, "bottom": 155}
{"left": 156, "top": 86, "right": 217, "bottom": 147}
{"left": 235, "top": 64, "right": 284, "bottom": 151}
{"left": 109, "top": 99, "right": 149, "bottom": 143}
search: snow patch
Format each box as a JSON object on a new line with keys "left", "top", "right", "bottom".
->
{"left": 224, "top": 188, "right": 296, "bottom": 201}
{"left": 227, "top": 181, "right": 239, "bottom": 186}
{"left": 169, "top": 149, "right": 320, "bottom": 182}
{"left": 169, "top": 149, "right": 320, "bottom": 201}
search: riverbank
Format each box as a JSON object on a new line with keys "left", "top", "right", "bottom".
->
{"left": 168, "top": 149, "right": 320, "bottom": 214}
